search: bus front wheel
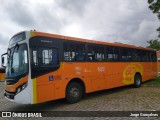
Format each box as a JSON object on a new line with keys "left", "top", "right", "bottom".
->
{"left": 66, "top": 82, "right": 83, "bottom": 104}
{"left": 134, "top": 74, "right": 142, "bottom": 88}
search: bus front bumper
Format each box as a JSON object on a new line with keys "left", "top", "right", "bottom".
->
{"left": 4, "top": 88, "right": 31, "bottom": 104}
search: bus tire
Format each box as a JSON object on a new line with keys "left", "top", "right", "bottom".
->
{"left": 66, "top": 82, "right": 83, "bottom": 104}
{"left": 134, "top": 74, "right": 142, "bottom": 88}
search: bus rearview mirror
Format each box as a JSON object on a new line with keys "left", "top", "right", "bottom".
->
{"left": 2, "top": 57, "right": 4, "bottom": 64}
{"left": 1, "top": 53, "right": 7, "bottom": 68}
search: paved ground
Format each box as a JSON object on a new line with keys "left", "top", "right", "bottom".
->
{"left": 0, "top": 81, "right": 160, "bottom": 120}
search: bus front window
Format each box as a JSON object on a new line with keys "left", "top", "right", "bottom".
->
{"left": 6, "top": 44, "right": 28, "bottom": 77}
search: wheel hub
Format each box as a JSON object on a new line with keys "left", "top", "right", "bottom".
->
{"left": 70, "top": 88, "right": 79, "bottom": 97}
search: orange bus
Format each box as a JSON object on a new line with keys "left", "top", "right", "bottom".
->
{"left": 1, "top": 31, "right": 157, "bottom": 104}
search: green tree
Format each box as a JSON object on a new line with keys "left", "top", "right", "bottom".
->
{"left": 147, "top": 39, "right": 160, "bottom": 50}
{"left": 148, "top": 0, "right": 160, "bottom": 37}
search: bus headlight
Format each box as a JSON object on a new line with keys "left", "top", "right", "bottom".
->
{"left": 16, "top": 82, "right": 28, "bottom": 94}
{"left": 22, "top": 83, "right": 27, "bottom": 90}
{"left": 17, "top": 87, "right": 21, "bottom": 93}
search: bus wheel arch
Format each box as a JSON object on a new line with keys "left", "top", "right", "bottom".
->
{"left": 65, "top": 78, "right": 85, "bottom": 103}
{"left": 134, "top": 72, "right": 142, "bottom": 88}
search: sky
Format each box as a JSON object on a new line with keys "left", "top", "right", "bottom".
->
{"left": 0, "top": 0, "right": 159, "bottom": 65}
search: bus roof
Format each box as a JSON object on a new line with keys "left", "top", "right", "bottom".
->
{"left": 30, "top": 31, "right": 155, "bottom": 51}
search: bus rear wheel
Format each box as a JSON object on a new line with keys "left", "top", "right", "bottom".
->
{"left": 134, "top": 74, "right": 142, "bottom": 88}
{"left": 66, "top": 82, "right": 83, "bottom": 104}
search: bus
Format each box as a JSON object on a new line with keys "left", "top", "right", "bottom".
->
{"left": 1, "top": 31, "right": 157, "bottom": 104}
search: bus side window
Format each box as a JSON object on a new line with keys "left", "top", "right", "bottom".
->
{"left": 41, "top": 47, "right": 58, "bottom": 65}
{"left": 75, "top": 43, "right": 85, "bottom": 61}
{"left": 121, "top": 48, "right": 132, "bottom": 62}
{"left": 132, "top": 50, "right": 141, "bottom": 62}
{"left": 87, "top": 45, "right": 96, "bottom": 61}
{"left": 63, "top": 42, "right": 75, "bottom": 62}
{"left": 106, "top": 47, "right": 119, "bottom": 62}
{"left": 87, "top": 45, "right": 105, "bottom": 62}
{"left": 150, "top": 52, "right": 157, "bottom": 62}
{"left": 95, "top": 46, "right": 105, "bottom": 61}
{"left": 49, "top": 49, "right": 58, "bottom": 65}
{"left": 63, "top": 42, "right": 86, "bottom": 62}
{"left": 113, "top": 47, "right": 120, "bottom": 61}
{"left": 141, "top": 51, "right": 150, "bottom": 62}
{"left": 106, "top": 47, "right": 113, "bottom": 61}
{"left": 32, "top": 47, "right": 58, "bottom": 66}
{"left": 87, "top": 46, "right": 94, "bottom": 61}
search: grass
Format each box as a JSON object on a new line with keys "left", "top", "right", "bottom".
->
{"left": 143, "top": 78, "right": 160, "bottom": 86}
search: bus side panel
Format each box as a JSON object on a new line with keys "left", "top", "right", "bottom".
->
{"left": 35, "top": 64, "right": 63, "bottom": 103}
{"left": 141, "top": 62, "right": 151, "bottom": 81}
{"left": 52, "top": 62, "right": 93, "bottom": 100}
{"left": 61, "top": 62, "right": 93, "bottom": 93}
{"left": 104, "top": 62, "right": 133, "bottom": 89}
{"left": 109, "top": 62, "right": 127, "bottom": 88}
{"left": 151, "top": 62, "right": 158, "bottom": 78}
{"left": 36, "top": 75, "right": 55, "bottom": 103}
{"left": 101, "top": 62, "right": 124, "bottom": 90}
{"left": 54, "top": 80, "right": 68, "bottom": 100}
{"left": 35, "top": 61, "right": 157, "bottom": 103}
{"left": 86, "top": 62, "right": 106, "bottom": 91}
{"left": 141, "top": 62, "right": 157, "bottom": 81}
{"left": 34, "top": 62, "right": 94, "bottom": 102}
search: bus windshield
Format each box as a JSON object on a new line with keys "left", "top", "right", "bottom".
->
{"left": 6, "top": 44, "right": 28, "bottom": 77}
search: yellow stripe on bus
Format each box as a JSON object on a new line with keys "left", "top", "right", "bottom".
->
{"left": 32, "top": 78, "right": 37, "bottom": 104}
